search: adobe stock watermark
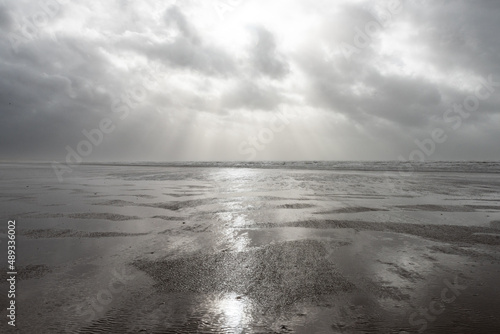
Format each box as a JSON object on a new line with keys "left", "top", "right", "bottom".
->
{"left": 398, "top": 75, "right": 499, "bottom": 171}
{"left": 63, "top": 266, "right": 136, "bottom": 332}
{"left": 8, "top": 0, "right": 67, "bottom": 53}
{"left": 238, "top": 112, "right": 290, "bottom": 161}
{"left": 51, "top": 65, "right": 164, "bottom": 182}
{"left": 408, "top": 274, "right": 467, "bottom": 332}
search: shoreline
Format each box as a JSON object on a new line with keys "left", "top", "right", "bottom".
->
{"left": 1, "top": 164, "right": 499, "bottom": 333}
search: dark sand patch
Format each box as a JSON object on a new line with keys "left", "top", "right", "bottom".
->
{"left": 396, "top": 204, "right": 476, "bottom": 212}
{"left": 19, "top": 212, "right": 65, "bottom": 219}
{"left": 133, "top": 240, "right": 354, "bottom": 314}
{"left": 7, "top": 196, "right": 36, "bottom": 201}
{"left": 323, "top": 194, "right": 388, "bottom": 198}
{"left": 14, "top": 211, "right": 140, "bottom": 221}
{"left": 157, "top": 228, "right": 199, "bottom": 235}
{"left": 0, "top": 264, "right": 51, "bottom": 281}
{"left": 20, "top": 229, "right": 149, "bottom": 239}
{"left": 396, "top": 204, "right": 500, "bottom": 212}
{"left": 466, "top": 205, "right": 500, "bottom": 211}
{"left": 372, "top": 284, "right": 411, "bottom": 301}
{"left": 157, "top": 224, "right": 207, "bottom": 234}
{"left": 144, "top": 199, "right": 211, "bottom": 211}
{"left": 471, "top": 233, "right": 500, "bottom": 244}
{"left": 185, "top": 185, "right": 215, "bottom": 189}
{"left": 97, "top": 195, "right": 156, "bottom": 201}
{"left": 158, "top": 229, "right": 175, "bottom": 235}
{"left": 181, "top": 224, "right": 210, "bottom": 232}
{"left": 491, "top": 221, "right": 500, "bottom": 229}
{"left": 261, "top": 196, "right": 302, "bottom": 201}
{"left": 129, "top": 194, "right": 156, "bottom": 199}
{"left": 67, "top": 213, "right": 140, "bottom": 221}
{"left": 163, "top": 193, "right": 204, "bottom": 197}
{"left": 428, "top": 245, "right": 500, "bottom": 262}
{"left": 92, "top": 200, "right": 137, "bottom": 207}
{"left": 422, "top": 253, "right": 438, "bottom": 261}
{"left": 277, "top": 203, "right": 316, "bottom": 209}
{"left": 151, "top": 215, "right": 184, "bottom": 221}
{"left": 248, "top": 220, "right": 500, "bottom": 245}
{"left": 316, "top": 207, "right": 388, "bottom": 214}
{"left": 144, "top": 196, "right": 289, "bottom": 212}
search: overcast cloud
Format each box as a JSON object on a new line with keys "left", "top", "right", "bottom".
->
{"left": 0, "top": 0, "right": 499, "bottom": 162}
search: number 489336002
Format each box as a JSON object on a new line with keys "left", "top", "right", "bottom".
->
{"left": 7, "top": 220, "right": 16, "bottom": 270}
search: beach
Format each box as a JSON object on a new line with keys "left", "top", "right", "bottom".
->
{"left": 1, "top": 162, "right": 500, "bottom": 333}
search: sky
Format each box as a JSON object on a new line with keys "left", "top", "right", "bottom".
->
{"left": 0, "top": 0, "right": 499, "bottom": 162}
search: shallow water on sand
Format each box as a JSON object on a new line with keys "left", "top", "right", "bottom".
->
{"left": 0, "top": 163, "right": 500, "bottom": 333}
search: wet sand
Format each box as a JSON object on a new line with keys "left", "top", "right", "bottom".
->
{"left": 1, "top": 163, "right": 500, "bottom": 333}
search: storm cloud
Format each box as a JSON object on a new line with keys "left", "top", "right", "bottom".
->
{"left": 0, "top": 0, "right": 499, "bottom": 162}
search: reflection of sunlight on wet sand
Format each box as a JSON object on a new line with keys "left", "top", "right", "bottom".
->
{"left": 211, "top": 170, "right": 263, "bottom": 229}
{"left": 221, "top": 168, "right": 257, "bottom": 181}
{"left": 217, "top": 211, "right": 254, "bottom": 227}
{"left": 230, "top": 228, "right": 250, "bottom": 252}
{"left": 217, "top": 294, "right": 247, "bottom": 330}
{"left": 209, "top": 168, "right": 259, "bottom": 195}
{"left": 200, "top": 171, "right": 257, "bottom": 331}
{"left": 208, "top": 168, "right": 312, "bottom": 202}
{"left": 233, "top": 214, "right": 251, "bottom": 227}
{"left": 202, "top": 293, "right": 253, "bottom": 334}
{"left": 215, "top": 217, "right": 251, "bottom": 252}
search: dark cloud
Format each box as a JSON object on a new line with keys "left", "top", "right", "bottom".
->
{"left": 221, "top": 80, "right": 282, "bottom": 111}
{"left": 147, "top": 38, "right": 236, "bottom": 75}
{"left": 0, "top": 4, "right": 13, "bottom": 29}
{"left": 0, "top": 0, "right": 499, "bottom": 162}
{"left": 115, "top": 7, "right": 237, "bottom": 76}
{"left": 249, "top": 26, "right": 290, "bottom": 79}
{"left": 164, "top": 6, "right": 200, "bottom": 45}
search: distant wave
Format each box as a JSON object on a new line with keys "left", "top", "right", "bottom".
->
{"left": 75, "top": 161, "right": 500, "bottom": 173}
